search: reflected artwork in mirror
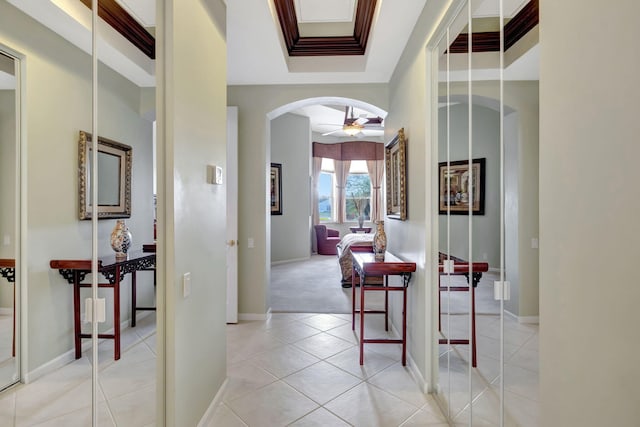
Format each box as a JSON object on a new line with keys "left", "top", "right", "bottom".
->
{"left": 78, "top": 130, "right": 132, "bottom": 220}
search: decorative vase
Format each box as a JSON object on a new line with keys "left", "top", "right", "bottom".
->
{"left": 372, "top": 220, "right": 387, "bottom": 260}
{"left": 358, "top": 214, "right": 364, "bottom": 228}
{"left": 110, "top": 219, "right": 132, "bottom": 259}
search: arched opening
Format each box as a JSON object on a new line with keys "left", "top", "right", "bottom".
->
{"left": 266, "top": 97, "right": 388, "bottom": 313}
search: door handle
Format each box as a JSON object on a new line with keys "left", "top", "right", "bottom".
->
{"left": 227, "top": 240, "right": 237, "bottom": 247}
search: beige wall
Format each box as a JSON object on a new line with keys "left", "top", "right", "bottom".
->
{"left": 385, "top": 0, "right": 455, "bottom": 390}
{"left": 227, "top": 84, "right": 388, "bottom": 317}
{"left": 540, "top": 0, "right": 640, "bottom": 425}
{"left": 0, "top": 1, "right": 154, "bottom": 372}
{"left": 270, "top": 113, "right": 311, "bottom": 263}
{"left": 159, "top": 0, "right": 228, "bottom": 424}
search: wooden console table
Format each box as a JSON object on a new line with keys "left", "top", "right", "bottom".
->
{"left": 50, "top": 250, "right": 155, "bottom": 360}
{"left": 351, "top": 250, "right": 416, "bottom": 365}
{"left": 438, "top": 252, "right": 489, "bottom": 367}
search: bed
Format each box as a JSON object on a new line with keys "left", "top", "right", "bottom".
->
{"left": 336, "top": 233, "right": 375, "bottom": 284}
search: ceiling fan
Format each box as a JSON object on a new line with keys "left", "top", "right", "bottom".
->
{"left": 321, "top": 106, "right": 384, "bottom": 137}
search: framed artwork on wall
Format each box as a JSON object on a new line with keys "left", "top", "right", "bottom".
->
{"left": 270, "top": 163, "right": 282, "bottom": 215}
{"left": 385, "top": 128, "right": 407, "bottom": 220}
{"left": 438, "top": 158, "right": 486, "bottom": 215}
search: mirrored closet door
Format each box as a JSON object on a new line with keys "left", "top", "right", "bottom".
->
{"left": 0, "top": 49, "right": 19, "bottom": 391}
{"left": 435, "top": 0, "right": 538, "bottom": 425}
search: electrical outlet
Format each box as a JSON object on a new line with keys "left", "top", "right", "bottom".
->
{"left": 183, "top": 272, "right": 191, "bottom": 298}
{"left": 248, "top": 238, "right": 254, "bottom": 248}
{"left": 3, "top": 235, "right": 9, "bottom": 246}
{"left": 531, "top": 238, "right": 539, "bottom": 249}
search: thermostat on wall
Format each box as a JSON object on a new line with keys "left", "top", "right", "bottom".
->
{"left": 207, "top": 165, "right": 223, "bottom": 185}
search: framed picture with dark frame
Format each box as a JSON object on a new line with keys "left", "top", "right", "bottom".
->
{"left": 385, "top": 128, "right": 408, "bottom": 220}
{"left": 270, "top": 163, "right": 282, "bottom": 215}
{"left": 438, "top": 158, "right": 486, "bottom": 215}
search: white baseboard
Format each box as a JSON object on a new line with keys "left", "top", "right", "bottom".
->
{"left": 389, "top": 320, "right": 430, "bottom": 394}
{"left": 505, "top": 310, "right": 539, "bottom": 324}
{"left": 271, "top": 256, "right": 310, "bottom": 266}
{"left": 197, "top": 378, "right": 228, "bottom": 427}
{"left": 238, "top": 307, "right": 272, "bottom": 321}
{"left": 24, "top": 348, "right": 77, "bottom": 384}
{"left": 25, "top": 314, "right": 151, "bottom": 383}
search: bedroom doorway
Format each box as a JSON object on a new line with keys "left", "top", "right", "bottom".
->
{"left": 267, "top": 97, "right": 388, "bottom": 314}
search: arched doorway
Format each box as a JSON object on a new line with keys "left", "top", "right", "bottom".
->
{"left": 266, "top": 97, "right": 388, "bottom": 313}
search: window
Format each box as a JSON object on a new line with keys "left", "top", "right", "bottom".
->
{"left": 345, "top": 160, "right": 371, "bottom": 222}
{"left": 318, "top": 158, "right": 335, "bottom": 222}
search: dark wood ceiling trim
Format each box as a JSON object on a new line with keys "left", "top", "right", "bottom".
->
{"left": 80, "top": 0, "right": 155, "bottom": 60}
{"left": 273, "top": 0, "right": 377, "bottom": 57}
{"left": 504, "top": 0, "right": 539, "bottom": 50}
{"left": 448, "top": 0, "right": 538, "bottom": 54}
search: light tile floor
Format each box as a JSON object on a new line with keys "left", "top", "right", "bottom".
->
{"left": 211, "top": 313, "right": 449, "bottom": 427}
{"left": 0, "top": 297, "right": 538, "bottom": 426}
{"left": 0, "top": 313, "right": 157, "bottom": 426}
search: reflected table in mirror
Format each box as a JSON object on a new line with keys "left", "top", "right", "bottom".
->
{"left": 50, "top": 250, "right": 155, "bottom": 361}
{"left": 438, "top": 252, "right": 489, "bottom": 367}
{"left": 0, "top": 259, "right": 16, "bottom": 358}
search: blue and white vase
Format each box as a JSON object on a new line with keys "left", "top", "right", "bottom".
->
{"left": 110, "top": 219, "right": 132, "bottom": 259}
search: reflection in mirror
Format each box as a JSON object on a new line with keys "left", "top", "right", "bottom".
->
{"left": 78, "top": 130, "right": 132, "bottom": 220}
{"left": 0, "top": 50, "right": 19, "bottom": 390}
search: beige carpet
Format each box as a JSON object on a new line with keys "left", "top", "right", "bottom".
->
{"left": 270, "top": 255, "right": 384, "bottom": 314}
{"left": 270, "top": 255, "right": 499, "bottom": 315}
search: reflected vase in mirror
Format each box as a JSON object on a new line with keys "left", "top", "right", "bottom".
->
{"left": 110, "top": 219, "right": 132, "bottom": 259}
{"left": 373, "top": 220, "right": 387, "bottom": 260}
{"left": 358, "top": 214, "right": 364, "bottom": 228}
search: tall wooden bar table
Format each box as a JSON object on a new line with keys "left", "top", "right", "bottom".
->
{"left": 50, "top": 250, "right": 156, "bottom": 361}
{"left": 351, "top": 250, "right": 416, "bottom": 365}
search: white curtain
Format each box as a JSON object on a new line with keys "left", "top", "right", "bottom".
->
{"left": 367, "top": 159, "right": 384, "bottom": 221}
{"left": 312, "top": 157, "right": 322, "bottom": 225}
{"left": 335, "top": 160, "right": 351, "bottom": 223}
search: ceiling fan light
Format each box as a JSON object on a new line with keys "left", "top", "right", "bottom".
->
{"left": 343, "top": 125, "right": 361, "bottom": 136}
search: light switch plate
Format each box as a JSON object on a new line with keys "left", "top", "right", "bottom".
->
{"left": 207, "top": 165, "right": 223, "bottom": 185}
{"left": 183, "top": 272, "right": 191, "bottom": 298}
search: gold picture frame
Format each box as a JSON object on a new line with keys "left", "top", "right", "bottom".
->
{"left": 385, "top": 128, "right": 407, "bottom": 220}
{"left": 78, "top": 131, "right": 132, "bottom": 220}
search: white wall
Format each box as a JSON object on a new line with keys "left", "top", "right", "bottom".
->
{"left": 0, "top": 1, "right": 154, "bottom": 372}
{"left": 270, "top": 113, "right": 311, "bottom": 263}
{"left": 384, "top": 0, "right": 457, "bottom": 391}
{"left": 159, "top": 0, "right": 228, "bottom": 424}
{"left": 227, "top": 85, "right": 388, "bottom": 317}
{"left": 540, "top": 0, "right": 640, "bottom": 425}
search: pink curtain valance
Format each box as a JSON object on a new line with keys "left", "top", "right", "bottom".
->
{"left": 312, "top": 141, "right": 384, "bottom": 161}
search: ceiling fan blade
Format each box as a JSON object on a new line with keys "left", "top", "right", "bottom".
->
{"left": 354, "top": 116, "right": 369, "bottom": 126}
{"left": 322, "top": 129, "right": 344, "bottom": 136}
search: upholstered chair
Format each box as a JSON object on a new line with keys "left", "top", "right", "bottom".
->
{"left": 314, "top": 225, "right": 340, "bottom": 255}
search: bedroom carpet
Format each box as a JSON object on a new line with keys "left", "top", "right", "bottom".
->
{"left": 270, "top": 255, "right": 384, "bottom": 314}
{"left": 271, "top": 255, "right": 501, "bottom": 315}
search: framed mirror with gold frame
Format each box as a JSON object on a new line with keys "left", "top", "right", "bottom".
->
{"left": 78, "top": 130, "right": 132, "bottom": 220}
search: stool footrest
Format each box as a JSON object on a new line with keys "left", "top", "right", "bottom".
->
{"left": 362, "top": 338, "right": 402, "bottom": 344}
{"left": 79, "top": 333, "right": 116, "bottom": 339}
{"left": 439, "top": 338, "right": 470, "bottom": 345}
